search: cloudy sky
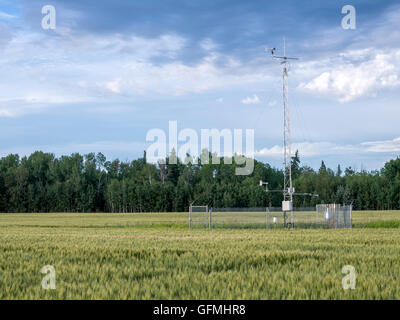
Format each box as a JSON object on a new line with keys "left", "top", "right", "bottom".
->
{"left": 0, "top": 0, "right": 399, "bottom": 170}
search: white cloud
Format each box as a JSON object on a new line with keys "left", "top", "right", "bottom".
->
{"left": 99, "top": 78, "right": 122, "bottom": 94}
{"left": 256, "top": 141, "right": 355, "bottom": 158}
{"left": 0, "top": 11, "right": 16, "bottom": 20}
{"left": 200, "top": 38, "right": 217, "bottom": 51}
{"left": 0, "top": 109, "right": 13, "bottom": 117}
{"left": 256, "top": 137, "right": 400, "bottom": 158}
{"left": 299, "top": 49, "right": 400, "bottom": 102}
{"left": 241, "top": 94, "right": 260, "bottom": 104}
{"left": 216, "top": 97, "right": 224, "bottom": 103}
{"left": 0, "top": 95, "right": 93, "bottom": 118}
{"left": 0, "top": 29, "right": 270, "bottom": 117}
{"left": 361, "top": 137, "right": 400, "bottom": 153}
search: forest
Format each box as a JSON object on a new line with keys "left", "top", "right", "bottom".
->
{"left": 0, "top": 150, "right": 399, "bottom": 213}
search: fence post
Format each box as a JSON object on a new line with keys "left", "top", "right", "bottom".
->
{"left": 205, "top": 205, "right": 208, "bottom": 229}
{"left": 335, "top": 204, "right": 339, "bottom": 229}
{"left": 349, "top": 204, "right": 353, "bottom": 229}
{"left": 209, "top": 208, "right": 212, "bottom": 230}
{"left": 189, "top": 205, "right": 192, "bottom": 230}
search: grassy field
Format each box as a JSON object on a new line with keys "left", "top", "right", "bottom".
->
{"left": 0, "top": 210, "right": 399, "bottom": 299}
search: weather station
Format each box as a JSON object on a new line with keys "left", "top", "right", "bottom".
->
{"left": 261, "top": 40, "right": 318, "bottom": 228}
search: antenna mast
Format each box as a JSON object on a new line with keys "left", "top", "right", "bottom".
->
{"left": 265, "top": 39, "right": 298, "bottom": 228}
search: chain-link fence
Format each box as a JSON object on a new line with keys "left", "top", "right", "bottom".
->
{"left": 189, "top": 204, "right": 353, "bottom": 229}
{"left": 189, "top": 205, "right": 209, "bottom": 229}
{"left": 266, "top": 204, "right": 352, "bottom": 229}
{"left": 316, "top": 204, "right": 352, "bottom": 229}
{"left": 210, "top": 207, "right": 268, "bottom": 229}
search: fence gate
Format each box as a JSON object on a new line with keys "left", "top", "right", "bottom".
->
{"left": 189, "top": 205, "right": 209, "bottom": 229}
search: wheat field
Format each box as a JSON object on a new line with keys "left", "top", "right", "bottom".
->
{"left": 0, "top": 211, "right": 399, "bottom": 299}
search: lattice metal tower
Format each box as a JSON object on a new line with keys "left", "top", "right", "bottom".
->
{"left": 265, "top": 39, "right": 298, "bottom": 227}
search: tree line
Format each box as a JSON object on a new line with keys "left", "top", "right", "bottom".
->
{"left": 0, "top": 150, "right": 399, "bottom": 213}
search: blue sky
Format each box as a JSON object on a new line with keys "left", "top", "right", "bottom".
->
{"left": 0, "top": 0, "right": 399, "bottom": 170}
